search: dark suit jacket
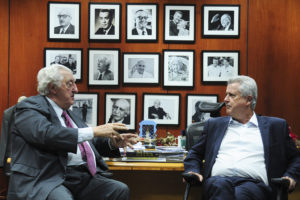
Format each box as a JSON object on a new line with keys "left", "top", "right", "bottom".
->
{"left": 184, "top": 116, "right": 300, "bottom": 199}
{"left": 132, "top": 28, "right": 152, "bottom": 35}
{"left": 54, "top": 24, "right": 75, "bottom": 34}
{"left": 148, "top": 106, "right": 167, "bottom": 119}
{"left": 95, "top": 25, "right": 115, "bottom": 35}
{"left": 0, "top": 106, "right": 16, "bottom": 169}
{"left": 94, "top": 70, "right": 114, "bottom": 80}
{"left": 7, "top": 95, "right": 120, "bottom": 200}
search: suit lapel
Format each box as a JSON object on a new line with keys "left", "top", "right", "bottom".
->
{"left": 257, "top": 116, "right": 270, "bottom": 174}
{"left": 212, "top": 117, "right": 230, "bottom": 159}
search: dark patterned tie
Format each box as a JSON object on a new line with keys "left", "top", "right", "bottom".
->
{"left": 62, "top": 111, "right": 97, "bottom": 176}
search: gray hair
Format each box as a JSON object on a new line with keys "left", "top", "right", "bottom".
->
{"left": 37, "top": 64, "right": 72, "bottom": 96}
{"left": 227, "top": 75, "right": 258, "bottom": 110}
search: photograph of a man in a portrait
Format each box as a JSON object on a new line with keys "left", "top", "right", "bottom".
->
{"left": 208, "top": 11, "right": 234, "bottom": 31}
{"left": 94, "top": 9, "right": 115, "bottom": 35}
{"left": 53, "top": 8, "right": 75, "bottom": 34}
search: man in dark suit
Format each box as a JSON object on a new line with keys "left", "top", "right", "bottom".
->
{"left": 169, "top": 10, "right": 183, "bottom": 36}
{"left": 148, "top": 100, "right": 171, "bottom": 120}
{"left": 54, "top": 9, "right": 75, "bottom": 34}
{"left": 131, "top": 9, "right": 152, "bottom": 35}
{"left": 7, "top": 64, "right": 138, "bottom": 200}
{"left": 184, "top": 75, "right": 300, "bottom": 200}
{"left": 95, "top": 9, "right": 115, "bottom": 35}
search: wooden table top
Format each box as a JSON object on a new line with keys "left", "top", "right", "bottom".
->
{"left": 106, "top": 161, "right": 184, "bottom": 171}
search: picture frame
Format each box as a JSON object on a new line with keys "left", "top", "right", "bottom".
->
{"left": 44, "top": 48, "right": 83, "bottom": 81}
{"left": 126, "top": 3, "right": 158, "bottom": 42}
{"left": 104, "top": 93, "right": 137, "bottom": 130}
{"left": 88, "top": 48, "right": 120, "bottom": 86}
{"left": 202, "top": 50, "right": 240, "bottom": 84}
{"left": 163, "top": 50, "right": 195, "bottom": 88}
{"left": 71, "top": 92, "right": 99, "bottom": 127}
{"left": 186, "top": 94, "right": 218, "bottom": 127}
{"left": 123, "top": 52, "right": 160, "bottom": 86}
{"left": 143, "top": 93, "right": 181, "bottom": 126}
{"left": 164, "top": 4, "right": 196, "bottom": 43}
{"left": 48, "top": 2, "right": 80, "bottom": 41}
{"left": 202, "top": 4, "right": 240, "bottom": 38}
{"left": 88, "top": 3, "right": 121, "bottom": 42}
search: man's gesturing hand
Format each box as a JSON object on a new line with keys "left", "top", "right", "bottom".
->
{"left": 92, "top": 123, "right": 128, "bottom": 138}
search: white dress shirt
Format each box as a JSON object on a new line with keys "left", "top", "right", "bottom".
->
{"left": 211, "top": 113, "right": 268, "bottom": 185}
{"left": 46, "top": 97, "right": 95, "bottom": 166}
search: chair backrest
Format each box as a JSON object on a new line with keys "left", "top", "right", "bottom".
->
{"left": 185, "top": 102, "right": 225, "bottom": 151}
{"left": 185, "top": 121, "right": 206, "bottom": 151}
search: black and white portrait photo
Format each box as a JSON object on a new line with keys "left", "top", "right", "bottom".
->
{"left": 164, "top": 5, "right": 195, "bottom": 43}
{"left": 48, "top": 2, "right": 80, "bottom": 41}
{"left": 126, "top": 4, "right": 158, "bottom": 42}
{"left": 163, "top": 50, "right": 194, "bottom": 87}
{"left": 143, "top": 93, "right": 180, "bottom": 125}
{"left": 202, "top": 51, "right": 239, "bottom": 84}
{"left": 44, "top": 48, "right": 82, "bottom": 81}
{"left": 202, "top": 5, "right": 240, "bottom": 38}
{"left": 186, "top": 94, "right": 218, "bottom": 127}
{"left": 89, "top": 3, "right": 121, "bottom": 41}
{"left": 123, "top": 53, "right": 160, "bottom": 85}
{"left": 88, "top": 49, "right": 119, "bottom": 86}
{"left": 105, "top": 93, "right": 137, "bottom": 130}
{"left": 71, "top": 93, "right": 99, "bottom": 127}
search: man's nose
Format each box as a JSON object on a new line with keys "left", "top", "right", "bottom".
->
{"left": 73, "top": 84, "right": 78, "bottom": 93}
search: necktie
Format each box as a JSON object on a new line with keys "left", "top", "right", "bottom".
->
{"left": 142, "top": 31, "right": 146, "bottom": 35}
{"left": 98, "top": 73, "right": 103, "bottom": 80}
{"left": 62, "top": 111, "right": 97, "bottom": 176}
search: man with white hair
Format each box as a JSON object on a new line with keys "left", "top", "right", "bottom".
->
{"left": 54, "top": 9, "right": 75, "bottom": 34}
{"left": 94, "top": 56, "right": 114, "bottom": 80}
{"left": 7, "top": 64, "right": 138, "bottom": 200}
{"left": 132, "top": 9, "right": 152, "bottom": 35}
{"left": 184, "top": 75, "right": 300, "bottom": 200}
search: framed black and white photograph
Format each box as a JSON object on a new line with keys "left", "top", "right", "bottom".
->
{"left": 88, "top": 48, "right": 120, "bottom": 86}
{"left": 104, "top": 93, "right": 137, "bottom": 130}
{"left": 44, "top": 48, "right": 82, "bottom": 81}
{"left": 202, "top": 4, "right": 240, "bottom": 38}
{"left": 186, "top": 94, "right": 218, "bottom": 127}
{"left": 143, "top": 93, "right": 180, "bottom": 125}
{"left": 88, "top": 3, "right": 121, "bottom": 42}
{"left": 48, "top": 2, "right": 80, "bottom": 41}
{"left": 123, "top": 52, "right": 160, "bottom": 85}
{"left": 126, "top": 3, "right": 158, "bottom": 42}
{"left": 71, "top": 93, "right": 99, "bottom": 127}
{"left": 164, "top": 4, "right": 195, "bottom": 43}
{"left": 163, "top": 50, "right": 194, "bottom": 88}
{"left": 202, "top": 50, "right": 240, "bottom": 84}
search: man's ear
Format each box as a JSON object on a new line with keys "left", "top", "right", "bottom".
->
{"left": 48, "top": 83, "right": 57, "bottom": 94}
{"left": 246, "top": 96, "right": 253, "bottom": 106}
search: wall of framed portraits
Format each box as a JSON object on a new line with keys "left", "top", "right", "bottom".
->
{"left": 1, "top": 0, "right": 300, "bottom": 139}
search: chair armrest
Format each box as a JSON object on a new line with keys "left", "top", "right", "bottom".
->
{"left": 271, "top": 178, "right": 290, "bottom": 190}
{"left": 182, "top": 172, "right": 202, "bottom": 186}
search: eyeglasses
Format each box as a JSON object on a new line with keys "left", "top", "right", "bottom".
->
{"left": 137, "top": 16, "right": 148, "bottom": 20}
{"left": 65, "top": 80, "right": 76, "bottom": 89}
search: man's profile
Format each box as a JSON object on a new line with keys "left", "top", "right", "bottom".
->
{"left": 108, "top": 99, "right": 130, "bottom": 124}
{"left": 54, "top": 9, "right": 75, "bottom": 34}
{"left": 129, "top": 60, "right": 153, "bottom": 78}
{"left": 95, "top": 9, "right": 115, "bottom": 35}
{"left": 94, "top": 56, "right": 114, "bottom": 80}
{"left": 132, "top": 9, "right": 152, "bottom": 35}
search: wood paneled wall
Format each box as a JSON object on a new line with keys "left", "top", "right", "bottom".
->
{"left": 0, "top": 0, "right": 299, "bottom": 137}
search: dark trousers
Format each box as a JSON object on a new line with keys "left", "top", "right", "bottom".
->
{"left": 62, "top": 165, "right": 130, "bottom": 200}
{"left": 203, "top": 176, "right": 272, "bottom": 200}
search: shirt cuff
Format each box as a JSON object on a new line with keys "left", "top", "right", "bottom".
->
{"left": 78, "top": 127, "right": 94, "bottom": 143}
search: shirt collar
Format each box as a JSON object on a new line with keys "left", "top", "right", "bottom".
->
{"left": 229, "top": 112, "right": 258, "bottom": 127}
{"left": 46, "top": 96, "right": 64, "bottom": 117}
